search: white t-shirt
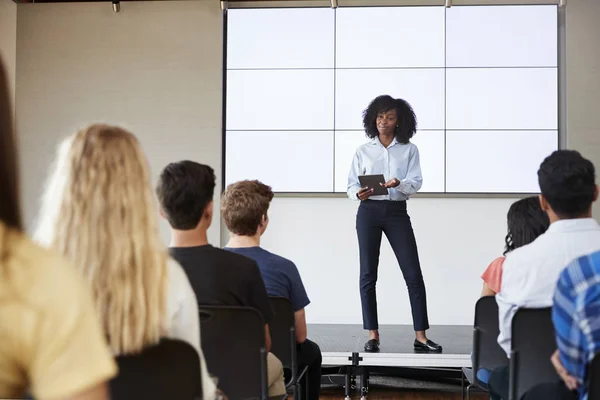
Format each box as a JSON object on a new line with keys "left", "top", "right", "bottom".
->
{"left": 166, "top": 259, "right": 217, "bottom": 400}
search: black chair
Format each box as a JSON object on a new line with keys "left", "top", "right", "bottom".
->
{"left": 109, "top": 338, "right": 202, "bottom": 400}
{"left": 509, "top": 307, "right": 558, "bottom": 400}
{"left": 199, "top": 306, "right": 270, "bottom": 400}
{"left": 462, "top": 296, "right": 508, "bottom": 400}
{"left": 269, "top": 297, "right": 309, "bottom": 400}
{"left": 588, "top": 353, "right": 600, "bottom": 399}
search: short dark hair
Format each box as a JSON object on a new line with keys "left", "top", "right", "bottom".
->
{"left": 0, "top": 59, "right": 21, "bottom": 233}
{"left": 221, "top": 180, "right": 274, "bottom": 236}
{"left": 504, "top": 196, "right": 550, "bottom": 255}
{"left": 362, "top": 95, "right": 417, "bottom": 144}
{"left": 156, "top": 161, "right": 215, "bottom": 230}
{"left": 538, "top": 150, "right": 596, "bottom": 219}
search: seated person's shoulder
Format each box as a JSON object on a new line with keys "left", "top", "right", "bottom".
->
{"left": 8, "top": 233, "right": 88, "bottom": 304}
{"left": 503, "top": 238, "right": 546, "bottom": 269}
{"left": 265, "top": 249, "right": 297, "bottom": 268}
{"left": 2, "top": 232, "right": 117, "bottom": 398}
{"left": 213, "top": 247, "right": 263, "bottom": 278}
{"left": 560, "top": 250, "right": 600, "bottom": 286}
{"left": 218, "top": 246, "right": 260, "bottom": 267}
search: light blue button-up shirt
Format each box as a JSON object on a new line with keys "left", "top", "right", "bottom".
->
{"left": 347, "top": 136, "right": 423, "bottom": 201}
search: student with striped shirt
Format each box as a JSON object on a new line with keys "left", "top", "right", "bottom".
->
{"left": 523, "top": 251, "right": 600, "bottom": 400}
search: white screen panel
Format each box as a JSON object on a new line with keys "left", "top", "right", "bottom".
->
{"left": 336, "top": 7, "right": 445, "bottom": 68}
{"left": 446, "top": 130, "right": 558, "bottom": 193}
{"left": 335, "top": 69, "right": 445, "bottom": 130}
{"left": 446, "top": 68, "right": 557, "bottom": 130}
{"left": 227, "top": 70, "right": 334, "bottom": 130}
{"left": 446, "top": 5, "right": 557, "bottom": 68}
{"left": 333, "top": 130, "right": 444, "bottom": 193}
{"left": 333, "top": 131, "right": 369, "bottom": 193}
{"left": 227, "top": 8, "right": 334, "bottom": 69}
{"left": 410, "top": 130, "right": 445, "bottom": 193}
{"left": 226, "top": 131, "right": 334, "bottom": 192}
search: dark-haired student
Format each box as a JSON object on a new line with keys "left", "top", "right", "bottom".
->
{"left": 222, "top": 180, "right": 322, "bottom": 400}
{"left": 347, "top": 94, "right": 441, "bottom": 353}
{"left": 474, "top": 196, "right": 550, "bottom": 387}
{"left": 480, "top": 196, "right": 550, "bottom": 297}
{"left": 156, "top": 161, "right": 286, "bottom": 398}
{"left": 0, "top": 59, "right": 116, "bottom": 399}
{"left": 488, "top": 150, "right": 600, "bottom": 400}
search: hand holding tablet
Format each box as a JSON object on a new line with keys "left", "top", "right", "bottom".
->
{"left": 358, "top": 174, "right": 388, "bottom": 197}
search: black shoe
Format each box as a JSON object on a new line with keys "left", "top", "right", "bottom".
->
{"left": 364, "top": 339, "right": 380, "bottom": 352}
{"left": 414, "top": 339, "right": 443, "bottom": 353}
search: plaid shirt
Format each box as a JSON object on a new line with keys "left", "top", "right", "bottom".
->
{"left": 553, "top": 250, "right": 600, "bottom": 400}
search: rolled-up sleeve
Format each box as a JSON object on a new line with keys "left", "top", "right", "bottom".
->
{"left": 389, "top": 145, "right": 422, "bottom": 199}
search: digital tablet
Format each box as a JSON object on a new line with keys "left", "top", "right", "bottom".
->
{"left": 358, "top": 174, "right": 388, "bottom": 196}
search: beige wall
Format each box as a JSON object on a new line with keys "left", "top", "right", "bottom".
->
{"left": 565, "top": 0, "right": 600, "bottom": 218}
{"left": 16, "top": 1, "right": 223, "bottom": 243}
{"left": 0, "top": 0, "right": 17, "bottom": 109}
{"left": 13, "top": 1, "right": 600, "bottom": 324}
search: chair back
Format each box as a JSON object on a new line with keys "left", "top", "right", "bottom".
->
{"left": 588, "top": 353, "right": 600, "bottom": 399}
{"left": 509, "top": 307, "right": 558, "bottom": 400}
{"left": 110, "top": 338, "right": 202, "bottom": 400}
{"left": 472, "top": 296, "right": 509, "bottom": 379}
{"left": 199, "top": 306, "right": 268, "bottom": 400}
{"left": 269, "top": 297, "right": 296, "bottom": 370}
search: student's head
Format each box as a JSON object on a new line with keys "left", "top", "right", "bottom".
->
{"left": 538, "top": 150, "right": 598, "bottom": 221}
{"left": 156, "top": 161, "right": 216, "bottom": 231}
{"left": 221, "top": 180, "right": 274, "bottom": 237}
{"left": 504, "top": 196, "right": 550, "bottom": 255}
{"left": 0, "top": 60, "right": 21, "bottom": 235}
{"left": 35, "top": 124, "right": 168, "bottom": 354}
{"left": 362, "top": 95, "right": 417, "bottom": 144}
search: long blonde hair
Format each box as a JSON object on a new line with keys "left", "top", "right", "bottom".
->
{"left": 35, "top": 124, "right": 168, "bottom": 354}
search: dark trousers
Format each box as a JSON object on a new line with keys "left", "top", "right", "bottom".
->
{"left": 489, "top": 365, "right": 509, "bottom": 400}
{"left": 297, "top": 338, "right": 322, "bottom": 400}
{"left": 522, "top": 382, "right": 579, "bottom": 400}
{"left": 356, "top": 200, "right": 429, "bottom": 331}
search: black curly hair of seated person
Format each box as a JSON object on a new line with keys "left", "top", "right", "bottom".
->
{"left": 503, "top": 196, "right": 550, "bottom": 256}
{"left": 362, "top": 95, "right": 417, "bottom": 144}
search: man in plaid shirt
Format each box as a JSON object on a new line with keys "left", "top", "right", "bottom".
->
{"left": 523, "top": 251, "right": 600, "bottom": 400}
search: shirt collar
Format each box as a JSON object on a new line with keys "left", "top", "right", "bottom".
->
{"left": 370, "top": 136, "right": 399, "bottom": 148}
{"left": 546, "top": 218, "right": 600, "bottom": 234}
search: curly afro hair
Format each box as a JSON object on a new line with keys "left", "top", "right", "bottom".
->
{"left": 362, "top": 95, "right": 417, "bottom": 144}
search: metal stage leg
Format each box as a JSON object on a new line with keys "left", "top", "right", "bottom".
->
{"left": 344, "top": 372, "right": 351, "bottom": 400}
{"left": 360, "top": 368, "right": 369, "bottom": 400}
{"left": 345, "top": 352, "right": 363, "bottom": 400}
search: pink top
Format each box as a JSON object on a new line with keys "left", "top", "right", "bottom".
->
{"left": 481, "top": 256, "right": 505, "bottom": 294}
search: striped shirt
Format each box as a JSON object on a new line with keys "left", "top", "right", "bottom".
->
{"left": 553, "top": 250, "right": 600, "bottom": 400}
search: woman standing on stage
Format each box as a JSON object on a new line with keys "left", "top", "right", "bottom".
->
{"left": 347, "top": 95, "right": 442, "bottom": 353}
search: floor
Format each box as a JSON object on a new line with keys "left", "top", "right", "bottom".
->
{"left": 319, "top": 388, "right": 487, "bottom": 399}
{"left": 312, "top": 374, "right": 488, "bottom": 400}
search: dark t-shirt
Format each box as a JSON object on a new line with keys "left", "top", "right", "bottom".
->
{"left": 169, "top": 245, "right": 274, "bottom": 323}
{"left": 223, "top": 246, "right": 310, "bottom": 312}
